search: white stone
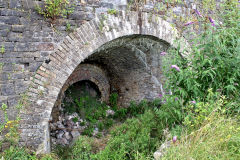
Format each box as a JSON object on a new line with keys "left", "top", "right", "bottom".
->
{"left": 36, "top": 100, "right": 44, "bottom": 105}
{"left": 56, "top": 130, "right": 64, "bottom": 139}
{"left": 154, "top": 151, "right": 164, "bottom": 160}
{"left": 153, "top": 141, "right": 171, "bottom": 160}
{"left": 71, "top": 130, "right": 80, "bottom": 139}
{"left": 64, "top": 132, "right": 71, "bottom": 140}
{"left": 106, "top": 109, "right": 115, "bottom": 116}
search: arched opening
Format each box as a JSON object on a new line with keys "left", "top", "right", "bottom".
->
{"left": 49, "top": 35, "right": 170, "bottom": 148}
{"left": 18, "top": 12, "right": 189, "bottom": 153}
{"left": 50, "top": 80, "right": 102, "bottom": 146}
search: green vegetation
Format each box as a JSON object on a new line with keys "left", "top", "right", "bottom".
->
{"left": 0, "top": 146, "right": 58, "bottom": 160}
{"left": 36, "top": 0, "right": 74, "bottom": 20}
{"left": 162, "top": 0, "right": 240, "bottom": 111}
{"left": 109, "top": 92, "right": 118, "bottom": 110}
{"left": 65, "top": 22, "right": 71, "bottom": 32}
{"left": 1, "top": 45, "right": 5, "bottom": 54}
{"left": 62, "top": 85, "right": 114, "bottom": 136}
{"left": 162, "top": 113, "right": 240, "bottom": 160}
{"left": 0, "top": 103, "right": 20, "bottom": 145}
{"left": 92, "top": 110, "right": 161, "bottom": 160}
{"left": 107, "top": 9, "right": 118, "bottom": 15}
{"left": 53, "top": 106, "right": 174, "bottom": 160}
{"left": 99, "top": 14, "right": 108, "bottom": 32}
{"left": 159, "top": 1, "right": 240, "bottom": 159}
{"left": 0, "top": 63, "right": 3, "bottom": 71}
{"left": 62, "top": 82, "right": 161, "bottom": 137}
{"left": 63, "top": 85, "right": 160, "bottom": 137}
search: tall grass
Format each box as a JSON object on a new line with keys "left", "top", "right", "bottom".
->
{"left": 162, "top": 113, "right": 240, "bottom": 160}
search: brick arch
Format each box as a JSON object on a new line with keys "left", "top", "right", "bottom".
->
{"left": 19, "top": 11, "right": 188, "bottom": 153}
{"left": 55, "top": 64, "right": 110, "bottom": 107}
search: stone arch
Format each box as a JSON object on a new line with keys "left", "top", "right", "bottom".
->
{"left": 19, "top": 11, "right": 188, "bottom": 153}
{"left": 58, "top": 64, "right": 110, "bottom": 103}
{"left": 51, "top": 64, "right": 110, "bottom": 124}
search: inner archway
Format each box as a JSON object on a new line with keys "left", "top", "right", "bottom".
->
{"left": 51, "top": 79, "right": 102, "bottom": 123}
{"left": 73, "top": 80, "right": 101, "bottom": 99}
{"left": 50, "top": 80, "right": 102, "bottom": 147}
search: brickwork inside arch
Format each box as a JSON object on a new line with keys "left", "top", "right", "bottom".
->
{"left": 54, "top": 63, "right": 110, "bottom": 110}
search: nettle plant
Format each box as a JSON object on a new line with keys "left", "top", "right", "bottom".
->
{"left": 36, "top": 0, "right": 74, "bottom": 20}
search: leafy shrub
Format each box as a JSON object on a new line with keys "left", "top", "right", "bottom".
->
{"left": 183, "top": 89, "right": 224, "bottom": 129}
{"left": 114, "top": 99, "right": 150, "bottom": 120}
{"left": 92, "top": 110, "right": 162, "bottom": 159}
{"left": 163, "top": 1, "right": 240, "bottom": 104}
{"left": 154, "top": 95, "right": 184, "bottom": 131}
{"left": 113, "top": 107, "right": 127, "bottom": 120}
{"left": 36, "top": 0, "right": 74, "bottom": 20}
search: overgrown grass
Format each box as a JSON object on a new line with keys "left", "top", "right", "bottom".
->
{"left": 162, "top": 113, "right": 240, "bottom": 160}
{"left": 53, "top": 97, "right": 185, "bottom": 160}
{"left": 54, "top": 109, "right": 162, "bottom": 160}
{"left": 0, "top": 146, "right": 58, "bottom": 160}
{"left": 92, "top": 110, "right": 161, "bottom": 160}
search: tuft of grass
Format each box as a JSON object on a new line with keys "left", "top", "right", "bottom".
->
{"left": 0, "top": 146, "right": 59, "bottom": 160}
{"left": 1, "top": 45, "right": 5, "bottom": 54}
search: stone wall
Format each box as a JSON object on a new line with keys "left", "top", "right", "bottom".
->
{"left": 0, "top": 0, "right": 202, "bottom": 153}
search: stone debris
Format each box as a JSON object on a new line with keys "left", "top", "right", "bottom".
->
{"left": 71, "top": 130, "right": 81, "bottom": 140}
{"left": 56, "top": 130, "right": 64, "bottom": 139}
{"left": 153, "top": 141, "right": 171, "bottom": 160}
{"left": 50, "top": 104, "right": 114, "bottom": 148}
{"left": 50, "top": 109, "right": 85, "bottom": 147}
{"left": 106, "top": 109, "right": 115, "bottom": 117}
